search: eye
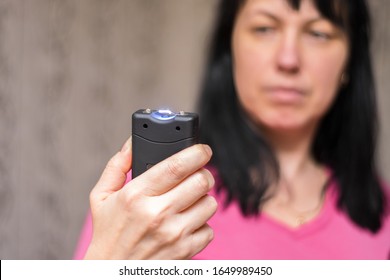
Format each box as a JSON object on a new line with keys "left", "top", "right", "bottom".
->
{"left": 253, "top": 26, "right": 275, "bottom": 34}
{"left": 308, "top": 30, "right": 331, "bottom": 40}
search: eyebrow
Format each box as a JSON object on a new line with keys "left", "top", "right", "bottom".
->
{"left": 249, "top": 10, "right": 279, "bottom": 21}
{"left": 249, "top": 8, "right": 326, "bottom": 25}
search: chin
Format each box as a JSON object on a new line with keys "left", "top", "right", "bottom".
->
{"left": 248, "top": 109, "right": 313, "bottom": 133}
{"left": 269, "top": 123, "right": 305, "bottom": 132}
{"left": 260, "top": 117, "right": 309, "bottom": 133}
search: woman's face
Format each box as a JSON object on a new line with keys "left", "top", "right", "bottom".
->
{"left": 232, "top": 0, "right": 349, "bottom": 133}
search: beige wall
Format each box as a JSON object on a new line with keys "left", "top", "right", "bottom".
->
{"left": 0, "top": 0, "right": 389, "bottom": 259}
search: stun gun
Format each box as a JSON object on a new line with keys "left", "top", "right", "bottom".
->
{"left": 132, "top": 109, "right": 199, "bottom": 178}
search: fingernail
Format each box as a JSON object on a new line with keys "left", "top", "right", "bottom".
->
{"left": 121, "top": 136, "right": 132, "bottom": 154}
{"left": 208, "top": 172, "right": 215, "bottom": 188}
{"left": 203, "top": 144, "right": 213, "bottom": 157}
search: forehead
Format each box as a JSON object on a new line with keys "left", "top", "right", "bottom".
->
{"left": 240, "top": 0, "right": 323, "bottom": 21}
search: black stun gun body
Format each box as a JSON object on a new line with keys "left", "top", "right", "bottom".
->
{"left": 132, "top": 109, "right": 199, "bottom": 178}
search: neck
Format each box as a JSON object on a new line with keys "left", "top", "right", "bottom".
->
{"left": 261, "top": 123, "right": 327, "bottom": 210}
{"left": 262, "top": 124, "right": 318, "bottom": 179}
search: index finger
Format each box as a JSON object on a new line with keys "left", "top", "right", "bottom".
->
{"left": 129, "top": 144, "right": 213, "bottom": 196}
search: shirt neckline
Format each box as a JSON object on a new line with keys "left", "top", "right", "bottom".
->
{"left": 258, "top": 179, "right": 337, "bottom": 238}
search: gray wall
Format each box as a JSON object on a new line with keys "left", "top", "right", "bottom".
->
{"left": 0, "top": 0, "right": 389, "bottom": 259}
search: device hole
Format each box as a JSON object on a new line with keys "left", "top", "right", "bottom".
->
{"left": 176, "top": 126, "right": 181, "bottom": 131}
{"left": 143, "top": 123, "right": 148, "bottom": 129}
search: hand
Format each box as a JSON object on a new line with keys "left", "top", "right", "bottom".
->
{"left": 84, "top": 137, "right": 217, "bottom": 259}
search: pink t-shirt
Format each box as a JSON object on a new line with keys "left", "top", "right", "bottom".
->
{"left": 74, "top": 173, "right": 390, "bottom": 260}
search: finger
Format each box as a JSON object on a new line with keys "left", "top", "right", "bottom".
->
{"left": 160, "top": 168, "right": 215, "bottom": 213}
{"left": 129, "top": 144, "right": 212, "bottom": 196}
{"left": 179, "top": 195, "right": 217, "bottom": 234}
{"left": 187, "top": 224, "right": 214, "bottom": 259}
{"left": 93, "top": 136, "right": 132, "bottom": 196}
{"left": 149, "top": 224, "right": 214, "bottom": 260}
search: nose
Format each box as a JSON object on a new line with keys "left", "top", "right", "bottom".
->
{"left": 276, "top": 31, "right": 301, "bottom": 74}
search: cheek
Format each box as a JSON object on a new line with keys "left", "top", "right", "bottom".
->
{"left": 307, "top": 48, "right": 348, "bottom": 115}
{"left": 312, "top": 71, "right": 339, "bottom": 114}
{"left": 233, "top": 44, "right": 268, "bottom": 108}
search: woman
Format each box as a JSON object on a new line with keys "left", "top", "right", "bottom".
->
{"left": 75, "top": 0, "right": 390, "bottom": 259}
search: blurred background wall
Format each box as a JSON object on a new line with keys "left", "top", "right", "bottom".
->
{"left": 0, "top": 0, "right": 389, "bottom": 259}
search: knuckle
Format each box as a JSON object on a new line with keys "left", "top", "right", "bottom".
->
{"left": 205, "top": 195, "right": 218, "bottom": 213}
{"left": 193, "top": 172, "right": 211, "bottom": 194}
{"left": 175, "top": 242, "right": 192, "bottom": 260}
{"left": 145, "top": 208, "right": 161, "bottom": 226}
{"left": 89, "top": 189, "right": 98, "bottom": 205}
{"left": 105, "top": 154, "right": 120, "bottom": 171}
{"left": 166, "top": 157, "right": 185, "bottom": 179}
{"left": 144, "top": 204, "right": 169, "bottom": 232}
{"left": 181, "top": 250, "right": 192, "bottom": 260}
{"left": 119, "top": 187, "right": 142, "bottom": 207}
{"left": 154, "top": 226, "right": 181, "bottom": 245}
{"left": 186, "top": 226, "right": 214, "bottom": 259}
{"left": 145, "top": 214, "right": 163, "bottom": 233}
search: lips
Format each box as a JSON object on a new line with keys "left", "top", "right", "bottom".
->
{"left": 265, "top": 86, "right": 306, "bottom": 104}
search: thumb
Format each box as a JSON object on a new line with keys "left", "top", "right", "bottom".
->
{"left": 93, "top": 136, "right": 132, "bottom": 198}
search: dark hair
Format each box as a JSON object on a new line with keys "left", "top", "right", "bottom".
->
{"left": 197, "top": 0, "right": 387, "bottom": 232}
